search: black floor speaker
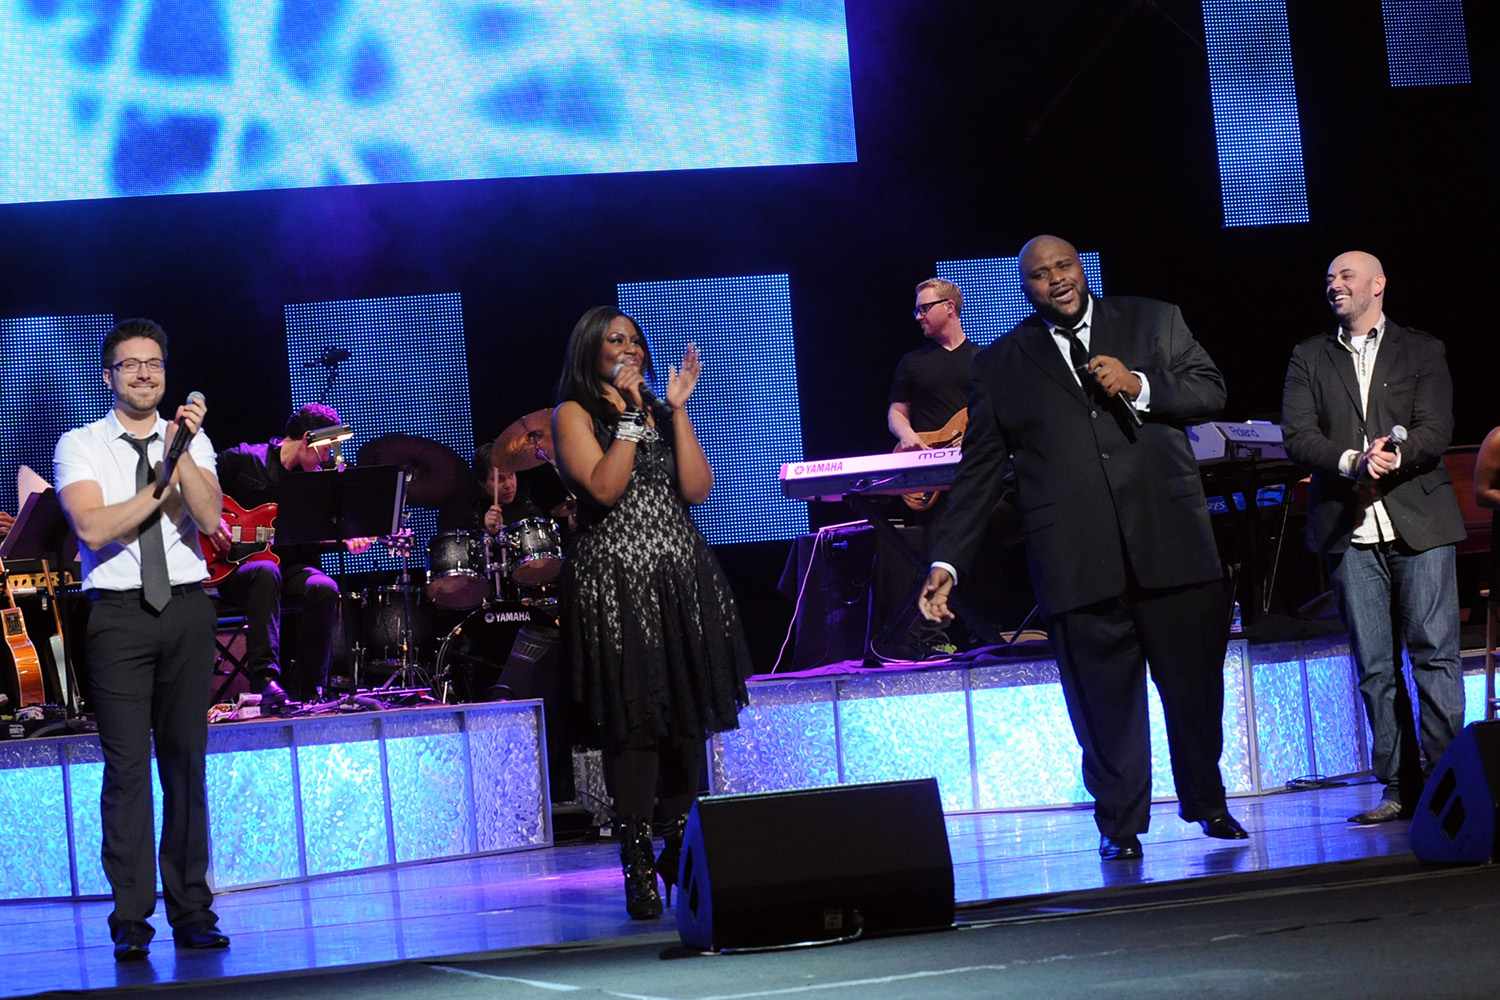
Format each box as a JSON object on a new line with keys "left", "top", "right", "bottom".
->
{"left": 1411, "top": 721, "right": 1500, "bottom": 864}
{"left": 674, "top": 778, "right": 954, "bottom": 952}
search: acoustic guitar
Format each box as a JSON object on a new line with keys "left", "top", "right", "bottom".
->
{"left": 199, "top": 495, "right": 279, "bottom": 586}
{"left": 0, "top": 562, "right": 46, "bottom": 710}
{"left": 899, "top": 407, "right": 968, "bottom": 511}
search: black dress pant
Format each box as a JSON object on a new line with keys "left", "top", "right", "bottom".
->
{"left": 218, "top": 560, "right": 340, "bottom": 693}
{"left": 1048, "top": 577, "right": 1231, "bottom": 838}
{"left": 85, "top": 587, "right": 218, "bottom": 944}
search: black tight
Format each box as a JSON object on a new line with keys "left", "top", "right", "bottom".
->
{"left": 606, "top": 740, "right": 703, "bottom": 819}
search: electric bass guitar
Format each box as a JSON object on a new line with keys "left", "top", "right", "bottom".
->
{"left": 199, "top": 495, "right": 279, "bottom": 586}
{"left": 0, "top": 562, "right": 46, "bottom": 710}
{"left": 899, "top": 407, "right": 968, "bottom": 511}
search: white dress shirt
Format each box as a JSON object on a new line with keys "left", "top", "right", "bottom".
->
{"left": 54, "top": 409, "right": 217, "bottom": 591}
{"left": 1333, "top": 316, "right": 1398, "bottom": 544}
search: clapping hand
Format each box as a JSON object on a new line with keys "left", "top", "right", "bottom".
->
{"left": 665, "top": 343, "right": 701, "bottom": 409}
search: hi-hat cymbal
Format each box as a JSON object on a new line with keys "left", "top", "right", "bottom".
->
{"left": 359, "top": 433, "right": 468, "bottom": 507}
{"left": 492, "top": 408, "right": 554, "bottom": 472}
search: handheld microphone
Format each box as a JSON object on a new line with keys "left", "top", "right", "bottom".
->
{"left": 1076, "top": 361, "right": 1142, "bottom": 429}
{"left": 1382, "top": 424, "right": 1407, "bottom": 453}
{"left": 611, "top": 361, "right": 659, "bottom": 409}
{"left": 154, "top": 391, "right": 205, "bottom": 498}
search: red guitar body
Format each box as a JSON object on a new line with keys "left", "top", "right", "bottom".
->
{"left": 201, "top": 496, "right": 280, "bottom": 586}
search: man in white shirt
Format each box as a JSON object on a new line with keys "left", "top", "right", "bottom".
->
{"left": 54, "top": 319, "right": 229, "bottom": 960}
{"left": 1282, "top": 251, "right": 1466, "bottom": 825}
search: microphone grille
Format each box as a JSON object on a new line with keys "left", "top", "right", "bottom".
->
{"left": 1390, "top": 424, "right": 1408, "bottom": 444}
{"left": 187, "top": 390, "right": 206, "bottom": 405}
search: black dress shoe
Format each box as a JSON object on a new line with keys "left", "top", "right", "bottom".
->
{"left": 173, "top": 927, "right": 230, "bottom": 950}
{"left": 1098, "top": 834, "right": 1143, "bottom": 860}
{"left": 1349, "top": 799, "right": 1406, "bottom": 825}
{"left": 258, "top": 679, "right": 289, "bottom": 714}
{"left": 1198, "top": 814, "right": 1250, "bottom": 839}
{"left": 113, "top": 941, "right": 150, "bottom": 962}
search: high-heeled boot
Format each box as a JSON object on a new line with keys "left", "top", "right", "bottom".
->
{"left": 654, "top": 813, "right": 688, "bottom": 906}
{"left": 617, "top": 817, "right": 663, "bottom": 920}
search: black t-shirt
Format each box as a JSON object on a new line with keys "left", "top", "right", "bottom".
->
{"left": 889, "top": 339, "right": 979, "bottom": 433}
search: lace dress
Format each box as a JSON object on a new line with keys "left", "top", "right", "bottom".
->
{"left": 562, "top": 419, "right": 752, "bottom": 750}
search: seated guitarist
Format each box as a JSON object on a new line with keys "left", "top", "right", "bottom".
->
{"left": 873, "top": 279, "right": 979, "bottom": 660}
{"left": 212, "top": 403, "right": 369, "bottom": 711}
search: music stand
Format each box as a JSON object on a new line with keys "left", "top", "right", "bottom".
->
{"left": 274, "top": 466, "right": 406, "bottom": 545}
{"left": 0, "top": 489, "right": 83, "bottom": 716}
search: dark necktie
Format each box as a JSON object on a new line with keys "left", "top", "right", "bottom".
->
{"left": 1059, "top": 326, "right": 1097, "bottom": 399}
{"left": 121, "top": 433, "right": 171, "bottom": 612}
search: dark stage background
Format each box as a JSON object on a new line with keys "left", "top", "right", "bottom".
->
{"left": 2, "top": 1, "right": 1495, "bottom": 668}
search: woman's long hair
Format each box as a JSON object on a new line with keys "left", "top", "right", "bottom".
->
{"left": 555, "top": 305, "right": 657, "bottom": 429}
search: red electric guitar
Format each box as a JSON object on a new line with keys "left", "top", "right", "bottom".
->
{"left": 200, "top": 495, "right": 280, "bottom": 586}
{"left": 0, "top": 561, "right": 46, "bottom": 710}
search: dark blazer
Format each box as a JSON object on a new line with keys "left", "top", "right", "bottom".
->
{"left": 1281, "top": 320, "right": 1465, "bottom": 555}
{"left": 932, "top": 296, "right": 1226, "bottom": 616}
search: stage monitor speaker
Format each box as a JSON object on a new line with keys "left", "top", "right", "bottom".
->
{"left": 1410, "top": 721, "right": 1500, "bottom": 864}
{"left": 674, "top": 778, "right": 954, "bottom": 952}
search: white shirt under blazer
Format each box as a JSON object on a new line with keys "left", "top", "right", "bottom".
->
{"left": 53, "top": 409, "right": 218, "bottom": 592}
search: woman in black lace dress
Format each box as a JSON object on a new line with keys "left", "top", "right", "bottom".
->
{"left": 552, "top": 306, "right": 753, "bottom": 919}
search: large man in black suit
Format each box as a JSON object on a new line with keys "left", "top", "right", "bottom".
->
{"left": 1282, "top": 251, "right": 1465, "bottom": 825}
{"left": 919, "top": 235, "right": 1246, "bottom": 860}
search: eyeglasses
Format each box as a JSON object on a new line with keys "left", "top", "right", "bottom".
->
{"left": 110, "top": 358, "right": 165, "bottom": 374}
{"left": 913, "top": 298, "right": 951, "bottom": 319}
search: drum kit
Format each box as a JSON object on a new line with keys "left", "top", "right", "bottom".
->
{"left": 341, "top": 410, "right": 575, "bottom": 703}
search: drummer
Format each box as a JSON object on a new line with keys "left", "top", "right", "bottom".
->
{"left": 439, "top": 440, "right": 546, "bottom": 537}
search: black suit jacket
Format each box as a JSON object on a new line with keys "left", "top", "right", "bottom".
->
{"left": 931, "top": 296, "right": 1226, "bottom": 616}
{"left": 1281, "top": 320, "right": 1465, "bottom": 555}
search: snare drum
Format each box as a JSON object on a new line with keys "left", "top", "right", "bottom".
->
{"left": 357, "top": 584, "right": 432, "bottom": 667}
{"left": 504, "top": 517, "right": 564, "bottom": 585}
{"left": 426, "top": 529, "right": 490, "bottom": 609}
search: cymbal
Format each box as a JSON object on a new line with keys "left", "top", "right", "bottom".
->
{"left": 492, "top": 408, "right": 554, "bottom": 472}
{"left": 359, "top": 433, "right": 469, "bottom": 507}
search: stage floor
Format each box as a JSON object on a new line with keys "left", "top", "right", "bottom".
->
{"left": 0, "top": 779, "right": 1414, "bottom": 998}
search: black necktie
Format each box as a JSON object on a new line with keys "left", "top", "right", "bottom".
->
{"left": 121, "top": 433, "right": 171, "bottom": 612}
{"left": 1059, "top": 326, "right": 1097, "bottom": 399}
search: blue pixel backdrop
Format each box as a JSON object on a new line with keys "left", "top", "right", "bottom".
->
{"left": 285, "top": 293, "right": 473, "bottom": 574}
{"left": 1, "top": 314, "right": 114, "bottom": 514}
{"left": 0, "top": 0, "right": 857, "bottom": 205}
{"left": 935, "top": 253, "right": 1104, "bottom": 348}
{"left": 1201, "top": 0, "right": 1309, "bottom": 228}
{"left": 616, "top": 274, "right": 808, "bottom": 546}
{"left": 1382, "top": 0, "right": 1472, "bottom": 88}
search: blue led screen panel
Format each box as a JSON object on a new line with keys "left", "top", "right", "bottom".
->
{"left": 0, "top": 0, "right": 857, "bottom": 206}
{"left": 934, "top": 253, "right": 1103, "bottom": 348}
{"left": 285, "top": 293, "right": 473, "bottom": 573}
{"left": 0, "top": 314, "right": 114, "bottom": 514}
{"left": 615, "top": 275, "right": 808, "bottom": 545}
{"left": 1201, "top": 0, "right": 1309, "bottom": 227}
{"left": 1382, "top": 0, "right": 1471, "bottom": 88}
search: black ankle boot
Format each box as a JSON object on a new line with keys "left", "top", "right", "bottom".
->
{"left": 617, "top": 817, "right": 663, "bottom": 920}
{"left": 655, "top": 813, "right": 688, "bottom": 906}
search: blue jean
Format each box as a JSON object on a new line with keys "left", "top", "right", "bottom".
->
{"left": 1329, "top": 541, "right": 1463, "bottom": 799}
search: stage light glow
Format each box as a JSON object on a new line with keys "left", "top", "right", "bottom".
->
{"left": 1201, "top": 0, "right": 1309, "bottom": 228}
{"left": 1382, "top": 0, "right": 1471, "bottom": 88}
{"left": 616, "top": 274, "right": 809, "bottom": 545}
{"left": 0, "top": 0, "right": 857, "bottom": 205}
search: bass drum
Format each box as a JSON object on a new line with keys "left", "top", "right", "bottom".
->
{"left": 356, "top": 583, "right": 433, "bottom": 669}
{"left": 435, "top": 601, "right": 560, "bottom": 703}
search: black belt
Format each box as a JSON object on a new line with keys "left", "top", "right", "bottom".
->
{"left": 85, "top": 582, "right": 204, "bottom": 602}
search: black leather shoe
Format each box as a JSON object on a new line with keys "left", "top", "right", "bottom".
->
{"left": 1349, "top": 799, "right": 1406, "bottom": 825}
{"left": 1098, "top": 834, "right": 1143, "bottom": 860}
{"left": 1198, "top": 814, "right": 1249, "bottom": 839}
{"left": 258, "top": 679, "right": 289, "bottom": 714}
{"left": 113, "top": 941, "right": 150, "bottom": 962}
{"left": 173, "top": 927, "right": 230, "bottom": 950}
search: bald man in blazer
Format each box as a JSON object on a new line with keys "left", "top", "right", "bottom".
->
{"left": 919, "top": 235, "right": 1246, "bottom": 860}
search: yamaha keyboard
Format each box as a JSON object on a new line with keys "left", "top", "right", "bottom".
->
{"left": 780, "top": 448, "right": 963, "bottom": 501}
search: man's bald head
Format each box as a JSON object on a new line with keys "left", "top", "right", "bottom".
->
{"left": 1326, "top": 250, "right": 1386, "bottom": 332}
{"left": 1020, "top": 234, "right": 1090, "bottom": 325}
